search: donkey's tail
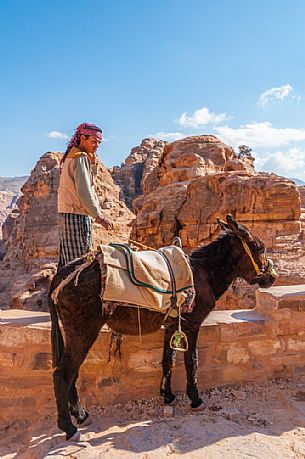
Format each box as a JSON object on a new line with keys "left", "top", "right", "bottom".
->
{"left": 49, "top": 295, "right": 64, "bottom": 368}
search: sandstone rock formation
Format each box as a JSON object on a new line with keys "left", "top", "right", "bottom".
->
{"left": 111, "top": 138, "right": 166, "bottom": 208}
{"left": 0, "top": 152, "right": 134, "bottom": 311}
{"left": 129, "top": 135, "right": 304, "bottom": 309}
{"left": 298, "top": 185, "right": 305, "bottom": 209}
{"left": 0, "top": 177, "right": 27, "bottom": 256}
{"left": 132, "top": 135, "right": 256, "bottom": 247}
{"left": 0, "top": 192, "right": 16, "bottom": 241}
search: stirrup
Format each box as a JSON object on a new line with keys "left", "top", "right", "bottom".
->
{"left": 170, "top": 330, "right": 188, "bottom": 352}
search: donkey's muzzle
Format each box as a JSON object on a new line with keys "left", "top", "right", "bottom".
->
{"left": 264, "top": 258, "right": 278, "bottom": 278}
{"left": 250, "top": 258, "right": 277, "bottom": 287}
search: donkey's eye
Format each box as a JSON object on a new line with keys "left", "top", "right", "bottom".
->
{"left": 250, "top": 241, "right": 264, "bottom": 253}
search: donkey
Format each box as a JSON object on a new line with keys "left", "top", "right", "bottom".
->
{"left": 49, "top": 215, "right": 277, "bottom": 441}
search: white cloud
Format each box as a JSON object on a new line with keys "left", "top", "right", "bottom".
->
{"left": 258, "top": 84, "right": 293, "bottom": 107}
{"left": 150, "top": 131, "right": 185, "bottom": 141}
{"left": 178, "top": 107, "right": 229, "bottom": 128}
{"left": 47, "top": 130, "right": 69, "bottom": 140}
{"left": 255, "top": 147, "right": 305, "bottom": 179}
{"left": 214, "top": 122, "right": 305, "bottom": 148}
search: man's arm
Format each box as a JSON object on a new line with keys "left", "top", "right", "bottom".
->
{"left": 74, "top": 156, "right": 100, "bottom": 218}
{"left": 74, "top": 156, "right": 114, "bottom": 229}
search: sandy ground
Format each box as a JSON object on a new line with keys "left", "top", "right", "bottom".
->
{"left": 1, "top": 374, "right": 305, "bottom": 459}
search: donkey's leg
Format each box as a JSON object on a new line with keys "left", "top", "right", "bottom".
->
{"left": 53, "top": 349, "right": 81, "bottom": 440}
{"left": 183, "top": 326, "right": 204, "bottom": 409}
{"left": 160, "top": 327, "right": 177, "bottom": 405}
{"left": 53, "top": 325, "right": 102, "bottom": 440}
{"left": 69, "top": 376, "right": 92, "bottom": 427}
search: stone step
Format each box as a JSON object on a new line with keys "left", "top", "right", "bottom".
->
{"left": 256, "top": 284, "right": 305, "bottom": 315}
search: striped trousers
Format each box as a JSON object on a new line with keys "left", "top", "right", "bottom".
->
{"left": 57, "top": 213, "right": 92, "bottom": 270}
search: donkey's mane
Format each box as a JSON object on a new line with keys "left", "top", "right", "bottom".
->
{"left": 190, "top": 231, "right": 235, "bottom": 259}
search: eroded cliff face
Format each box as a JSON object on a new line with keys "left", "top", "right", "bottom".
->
{"left": 0, "top": 152, "right": 134, "bottom": 311}
{"left": 132, "top": 136, "right": 256, "bottom": 247}
{"left": 0, "top": 192, "right": 18, "bottom": 259}
{"left": 0, "top": 176, "right": 27, "bottom": 241}
{"left": 129, "top": 135, "right": 304, "bottom": 309}
{"left": 111, "top": 138, "right": 167, "bottom": 208}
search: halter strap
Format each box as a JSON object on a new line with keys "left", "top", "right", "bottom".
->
{"left": 241, "top": 240, "right": 263, "bottom": 276}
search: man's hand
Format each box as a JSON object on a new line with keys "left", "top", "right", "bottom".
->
{"left": 95, "top": 215, "right": 114, "bottom": 230}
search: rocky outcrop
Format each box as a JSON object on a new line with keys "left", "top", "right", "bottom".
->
{"left": 0, "top": 177, "right": 27, "bottom": 256}
{"left": 0, "top": 152, "right": 134, "bottom": 311}
{"left": 130, "top": 135, "right": 303, "bottom": 309}
{"left": 298, "top": 185, "right": 305, "bottom": 209}
{"left": 178, "top": 172, "right": 300, "bottom": 249}
{"left": 111, "top": 138, "right": 166, "bottom": 208}
{"left": 0, "top": 192, "right": 17, "bottom": 240}
{"left": 132, "top": 136, "right": 257, "bottom": 247}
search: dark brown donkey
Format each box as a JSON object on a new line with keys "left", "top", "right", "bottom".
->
{"left": 49, "top": 215, "right": 277, "bottom": 441}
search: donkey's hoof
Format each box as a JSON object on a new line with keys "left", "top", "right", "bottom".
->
{"left": 167, "top": 397, "right": 178, "bottom": 407}
{"left": 66, "top": 428, "right": 80, "bottom": 442}
{"left": 78, "top": 413, "right": 93, "bottom": 427}
{"left": 191, "top": 401, "right": 207, "bottom": 412}
{"left": 164, "top": 394, "right": 176, "bottom": 406}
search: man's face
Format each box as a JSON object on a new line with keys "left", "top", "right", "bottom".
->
{"left": 79, "top": 134, "right": 102, "bottom": 155}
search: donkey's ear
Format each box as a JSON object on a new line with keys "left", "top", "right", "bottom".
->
{"left": 226, "top": 214, "right": 239, "bottom": 230}
{"left": 217, "top": 218, "right": 229, "bottom": 231}
{"left": 226, "top": 214, "right": 251, "bottom": 240}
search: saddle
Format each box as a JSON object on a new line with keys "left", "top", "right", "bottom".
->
{"left": 98, "top": 243, "right": 194, "bottom": 313}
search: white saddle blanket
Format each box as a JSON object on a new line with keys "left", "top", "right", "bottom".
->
{"left": 100, "top": 244, "right": 193, "bottom": 312}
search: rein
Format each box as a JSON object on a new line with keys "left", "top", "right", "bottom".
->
{"left": 241, "top": 240, "right": 264, "bottom": 276}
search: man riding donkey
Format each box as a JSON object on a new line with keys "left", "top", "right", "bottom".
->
{"left": 57, "top": 122, "right": 114, "bottom": 270}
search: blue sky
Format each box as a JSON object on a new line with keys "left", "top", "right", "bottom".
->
{"left": 1, "top": 0, "right": 305, "bottom": 180}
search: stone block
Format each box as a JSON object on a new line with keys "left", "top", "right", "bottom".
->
{"left": 31, "top": 352, "right": 52, "bottom": 370}
{"left": 269, "top": 354, "right": 305, "bottom": 370}
{"left": 256, "top": 285, "right": 305, "bottom": 316}
{"left": 128, "top": 349, "right": 162, "bottom": 373}
{"left": 0, "top": 352, "right": 24, "bottom": 368}
{"left": 227, "top": 347, "right": 250, "bottom": 365}
{"left": 0, "top": 396, "right": 36, "bottom": 409}
{"left": 248, "top": 338, "right": 283, "bottom": 356}
{"left": 276, "top": 320, "right": 305, "bottom": 335}
{"left": 0, "top": 325, "right": 50, "bottom": 348}
{"left": 286, "top": 338, "right": 305, "bottom": 353}
{"left": 222, "top": 366, "right": 246, "bottom": 384}
{"left": 197, "top": 366, "right": 223, "bottom": 389}
{"left": 220, "top": 322, "right": 266, "bottom": 342}
{"left": 198, "top": 324, "right": 220, "bottom": 343}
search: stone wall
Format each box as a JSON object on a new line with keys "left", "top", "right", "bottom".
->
{"left": 1, "top": 284, "right": 305, "bottom": 426}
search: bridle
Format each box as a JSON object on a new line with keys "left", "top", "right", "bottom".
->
{"left": 240, "top": 239, "right": 275, "bottom": 277}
